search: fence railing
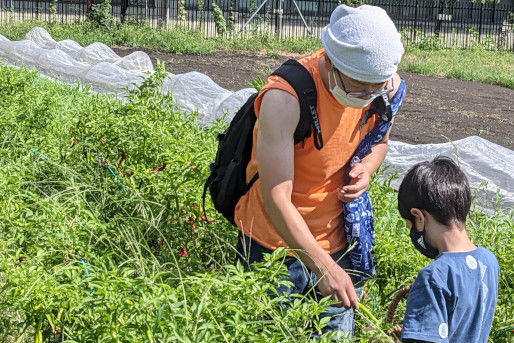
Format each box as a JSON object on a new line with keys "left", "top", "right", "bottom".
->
{"left": 1, "top": 0, "right": 513, "bottom": 50}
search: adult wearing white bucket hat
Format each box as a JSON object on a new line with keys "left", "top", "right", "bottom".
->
{"left": 234, "top": 4, "right": 406, "bottom": 338}
{"left": 322, "top": 4, "right": 404, "bottom": 83}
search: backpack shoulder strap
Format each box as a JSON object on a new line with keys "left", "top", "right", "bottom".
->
{"left": 271, "top": 59, "right": 323, "bottom": 150}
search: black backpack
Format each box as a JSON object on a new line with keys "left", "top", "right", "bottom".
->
{"left": 202, "top": 59, "right": 324, "bottom": 225}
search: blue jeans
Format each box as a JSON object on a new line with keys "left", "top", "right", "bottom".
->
{"left": 235, "top": 232, "right": 362, "bottom": 340}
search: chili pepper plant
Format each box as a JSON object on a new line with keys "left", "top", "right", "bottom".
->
{"left": 0, "top": 62, "right": 511, "bottom": 342}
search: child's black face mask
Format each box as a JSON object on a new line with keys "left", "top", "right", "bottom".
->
{"left": 410, "top": 223, "right": 439, "bottom": 259}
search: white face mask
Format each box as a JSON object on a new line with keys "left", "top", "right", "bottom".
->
{"left": 328, "top": 69, "right": 377, "bottom": 109}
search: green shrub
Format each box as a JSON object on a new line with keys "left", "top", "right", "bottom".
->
{"left": 178, "top": 0, "right": 186, "bottom": 24}
{"left": 49, "top": 0, "right": 57, "bottom": 22}
{"left": 88, "top": 0, "right": 114, "bottom": 28}
{"left": 212, "top": 1, "right": 227, "bottom": 36}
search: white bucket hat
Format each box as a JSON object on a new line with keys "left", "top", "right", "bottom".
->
{"left": 321, "top": 5, "right": 404, "bottom": 83}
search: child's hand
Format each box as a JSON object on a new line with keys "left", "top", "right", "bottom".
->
{"left": 337, "top": 162, "right": 371, "bottom": 202}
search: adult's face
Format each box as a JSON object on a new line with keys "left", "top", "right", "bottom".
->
{"left": 332, "top": 67, "right": 392, "bottom": 100}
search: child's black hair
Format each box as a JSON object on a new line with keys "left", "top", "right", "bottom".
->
{"left": 398, "top": 156, "right": 471, "bottom": 227}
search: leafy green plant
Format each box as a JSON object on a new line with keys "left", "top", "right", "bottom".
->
{"left": 212, "top": 1, "right": 227, "bottom": 36}
{"left": 338, "top": 0, "right": 365, "bottom": 6}
{"left": 87, "top": 0, "right": 114, "bottom": 28}
{"left": 227, "top": 1, "right": 236, "bottom": 33}
{"left": 49, "top": 0, "right": 57, "bottom": 23}
{"left": 249, "top": 76, "right": 265, "bottom": 91}
{"left": 197, "top": 0, "right": 204, "bottom": 29}
{"left": 178, "top": 0, "right": 186, "bottom": 24}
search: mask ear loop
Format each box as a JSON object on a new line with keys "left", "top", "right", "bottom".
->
{"left": 328, "top": 67, "right": 336, "bottom": 92}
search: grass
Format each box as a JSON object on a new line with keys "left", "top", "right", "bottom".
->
{"left": 0, "top": 20, "right": 512, "bottom": 88}
{"left": 0, "top": 20, "right": 320, "bottom": 55}
{"left": 0, "top": 62, "right": 512, "bottom": 342}
{"left": 402, "top": 45, "right": 514, "bottom": 89}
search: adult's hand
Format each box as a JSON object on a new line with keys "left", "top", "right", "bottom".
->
{"left": 337, "top": 162, "right": 370, "bottom": 202}
{"left": 317, "top": 263, "right": 359, "bottom": 311}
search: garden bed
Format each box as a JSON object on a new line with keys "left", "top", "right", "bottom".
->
{"left": 0, "top": 62, "right": 512, "bottom": 342}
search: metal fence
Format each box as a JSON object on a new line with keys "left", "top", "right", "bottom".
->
{"left": 1, "top": 0, "right": 513, "bottom": 50}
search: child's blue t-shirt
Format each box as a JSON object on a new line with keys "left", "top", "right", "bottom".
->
{"left": 401, "top": 246, "right": 499, "bottom": 343}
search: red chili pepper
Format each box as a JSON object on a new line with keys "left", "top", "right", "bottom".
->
{"left": 200, "top": 212, "right": 214, "bottom": 223}
{"left": 178, "top": 244, "right": 188, "bottom": 257}
{"left": 188, "top": 216, "right": 196, "bottom": 232}
{"left": 70, "top": 140, "right": 77, "bottom": 148}
{"left": 153, "top": 162, "right": 166, "bottom": 172}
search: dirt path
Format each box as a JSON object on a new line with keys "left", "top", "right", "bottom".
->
{"left": 113, "top": 47, "right": 514, "bottom": 150}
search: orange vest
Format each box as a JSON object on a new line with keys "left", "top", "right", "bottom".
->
{"left": 234, "top": 49, "right": 379, "bottom": 254}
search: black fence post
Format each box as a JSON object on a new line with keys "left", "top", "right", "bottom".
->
{"left": 414, "top": 0, "right": 418, "bottom": 42}
{"left": 492, "top": 0, "right": 496, "bottom": 45}
{"left": 121, "top": 0, "right": 128, "bottom": 23}
{"left": 435, "top": 0, "right": 443, "bottom": 37}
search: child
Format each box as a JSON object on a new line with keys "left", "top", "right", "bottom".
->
{"left": 397, "top": 156, "right": 499, "bottom": 343}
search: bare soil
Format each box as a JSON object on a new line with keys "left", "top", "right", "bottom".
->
{"left": 113, "top": 47, "right": 514, "bottom": 150}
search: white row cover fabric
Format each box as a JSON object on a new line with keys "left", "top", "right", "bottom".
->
{"left": 383, "top": 136, "right": 513, "bottom": 213}
{"left": 113, "top": 51, "right": 154, "bottom": 74}
{"left": 55, "top": 39, "right": 83, "bottom": 59}
{"left": 25, "top": 27, "right": 154, "bottom": 74}
{"left": 24, "top": 26, "right": 56, "bottom": 49}
{"left": 0, "top": 27, "right": 512, "bottom": 213}
{"left": 162, "top": 71, "right": 232, "bottom": 123}
{"left": 84, "top": 62, "right": 142, "bottom": 93}
{"left": 0, "top": 27, "right": 155, "bottom": 93}
{"left": 77, "top": 42, "right": 120, "bottom": 64}
{"left": 210, "top": 87, "right": 257, "bottom": 123}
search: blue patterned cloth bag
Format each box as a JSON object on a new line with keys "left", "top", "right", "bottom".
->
{"left": 343, "top": 79, "right": 407, "bottom": 281}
